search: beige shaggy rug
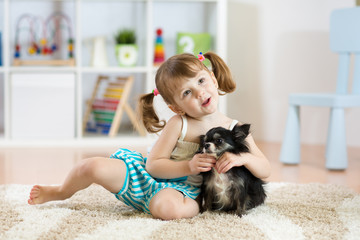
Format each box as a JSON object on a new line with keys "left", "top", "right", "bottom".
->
{"left": 0, "top": 182, "right": 359, "bottom": 240}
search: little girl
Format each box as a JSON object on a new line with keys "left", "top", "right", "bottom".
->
{"left": 28, "top": 52, "right": 271, "bottom": 220}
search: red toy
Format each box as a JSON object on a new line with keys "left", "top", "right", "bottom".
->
{"left": 154, "top": 28, "right": 165, "bottom": 65}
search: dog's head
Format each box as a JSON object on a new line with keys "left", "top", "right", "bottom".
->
{"left": 198, "top": 124, "right": 251, "bottom": 158}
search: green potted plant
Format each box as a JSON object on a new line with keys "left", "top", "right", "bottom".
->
{"left": 114, "top": 29, "right": 138, "bottom": 67}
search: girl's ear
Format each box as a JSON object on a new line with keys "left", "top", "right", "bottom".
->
{"left": 168, "top": 105, "right": 185, "bottom": 115}
{"left": 210, "top": 71, "right": 218, "bottom": 88}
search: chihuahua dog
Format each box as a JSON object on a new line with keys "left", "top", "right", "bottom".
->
{"left": 197, "top": 124, "right": 266, "bottom": 216}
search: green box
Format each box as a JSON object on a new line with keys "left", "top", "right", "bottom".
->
{"left": 176, "top": 32, "right": 212, "bottom": 56}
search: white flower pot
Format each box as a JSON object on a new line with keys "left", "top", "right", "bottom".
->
{"left": 115, "top": 44, "right": 138, "bottom": 67}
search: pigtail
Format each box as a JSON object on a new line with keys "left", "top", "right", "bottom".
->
{"left": 137, "top": 93, "right": 166, "bottom": 133}
{"left": 204, "top": 52, "right": 236, "bottom": 94}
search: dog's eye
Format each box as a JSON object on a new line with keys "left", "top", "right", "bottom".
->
{"left": 216, "top": 139, "right": 223, "bottom": 144}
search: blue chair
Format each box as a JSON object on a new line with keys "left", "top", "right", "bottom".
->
{"left": 280, "top": 7, "right": 360, "bottom": 170}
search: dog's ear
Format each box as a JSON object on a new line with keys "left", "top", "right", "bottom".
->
{"left": 240, "top": 124, "right": 251, "bottom": 135}
{"left": 197, "top": 135, "right": 206, "bottom": 153}
{"left": 199, "top": 135, "right": 205, "bottom": 144}
{"left": 232, "top": 124, "right": 250, "bottom": 140}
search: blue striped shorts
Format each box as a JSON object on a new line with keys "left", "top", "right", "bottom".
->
{"left": 110, "top": 148, "right": 200, "bottom": 214}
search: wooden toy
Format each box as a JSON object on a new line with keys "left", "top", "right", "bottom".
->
{"left": 153, "top": 28, "right": 165, "bottom": 65}
{"left": 83, "top": 75, "right": 146, "bottom": 137}
{"left": 13, "top": 12, "right": 75, "bottom": 66}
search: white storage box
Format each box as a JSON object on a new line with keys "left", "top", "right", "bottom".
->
{"left": 11, "top": 73, "right": 75, "bottom": 139}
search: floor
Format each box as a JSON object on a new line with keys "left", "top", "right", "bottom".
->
{"left": 0, "top": 142, "right": 359, "bottom": 193}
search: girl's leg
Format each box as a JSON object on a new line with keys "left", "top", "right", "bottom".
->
{"left": 149, "top": 188, "right": 199, "bottom": 220}
{"left": 28, "top": 157, "right": 126, "bottom": 205}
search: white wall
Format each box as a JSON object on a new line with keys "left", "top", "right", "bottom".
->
{"left": 227, "top": 0, "right": 360, "bottom": 146}
{"left": 2, "top": 1, "right": 359, "bottom": 146}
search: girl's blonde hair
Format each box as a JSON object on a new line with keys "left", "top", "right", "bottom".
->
{"left": 138, "top": 51, "right": 236, "bottom": 133}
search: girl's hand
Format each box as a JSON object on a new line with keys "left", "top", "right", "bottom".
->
{"left": 215, "top": 152, "right": 246, "bottom": 174}
{"left": 188, "top": 154, "right": 216, "bottom": 175}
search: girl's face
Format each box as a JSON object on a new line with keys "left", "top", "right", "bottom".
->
{"left": 170, "top": 69, "right": 219, "bottom": 119}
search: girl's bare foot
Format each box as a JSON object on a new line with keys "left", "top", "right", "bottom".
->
{"left": 28, "top": 185, "right": 65, "bottom": 205}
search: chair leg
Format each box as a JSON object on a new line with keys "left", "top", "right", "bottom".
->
{"left": 280, "top": 105, "right": 301, "bottom": 164}
{"left": 325, "top": 108, "right": 347, "bottom": 170}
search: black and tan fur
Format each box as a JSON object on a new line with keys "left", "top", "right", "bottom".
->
{"left": 197, "top": 124, "right": 266, "bottom": 216}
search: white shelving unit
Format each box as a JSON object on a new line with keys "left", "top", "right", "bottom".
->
{"left": 0, "top": 0, "right": 227, "bottom": 146}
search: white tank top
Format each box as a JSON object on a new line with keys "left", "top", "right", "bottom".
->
{"left": 179, "top": 115, "right": 239, "bottom": 141}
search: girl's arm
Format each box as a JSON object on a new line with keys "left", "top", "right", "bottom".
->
{"left": 146, "top": 115, "right": 215, "bottom": 179}
{"left": 215, "top": 134, "right": 271, "bottom": 179}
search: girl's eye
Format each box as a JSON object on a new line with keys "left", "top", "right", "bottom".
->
{"left": 183, "top": 90, "right": 191, "bottom": 97}
{"left": 198, "top": 78, "right": 205, "bottom": 84}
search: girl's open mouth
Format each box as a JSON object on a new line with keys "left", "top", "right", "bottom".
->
{"left": 202, "top": 97, "right": 211, "bottom": 107}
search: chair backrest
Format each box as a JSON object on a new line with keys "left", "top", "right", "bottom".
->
{"left": 330, "top": 7, "right": 360, "bottom": 95}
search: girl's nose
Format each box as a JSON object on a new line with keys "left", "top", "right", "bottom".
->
{"left": 196, "top": 89, "right": 205, "bottom": 99}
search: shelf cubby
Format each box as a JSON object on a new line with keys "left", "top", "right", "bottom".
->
{"left": 0, "top": 0, "right": 227, "bottom": 146}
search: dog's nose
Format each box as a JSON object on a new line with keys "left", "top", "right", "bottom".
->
{"left": 205, "top": 143, "right": 210, "bottom": 149}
